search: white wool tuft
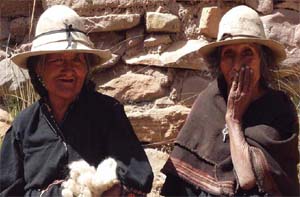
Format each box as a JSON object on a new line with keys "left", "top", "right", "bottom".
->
{"left": 91, "top": 157, "right": 119, "bottom": 194}
{"left": 62, "top": 158, "right": 119, "bottom": 197}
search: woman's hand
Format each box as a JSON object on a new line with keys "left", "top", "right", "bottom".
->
{"left": 102, "top": 183, "right": 121, "bottom": 197}
{"left": 226, "top": 66, "right": 254, "bottom": 123}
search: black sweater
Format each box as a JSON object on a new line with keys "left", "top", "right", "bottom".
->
{"left": 0, "top": 89, "right": 153, "bottom": 196}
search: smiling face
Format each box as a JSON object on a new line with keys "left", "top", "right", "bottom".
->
{"left": 220, "top": 43, "right": 261, "bottom": 89}
{"left": 36, "top": 52, "right": 88, "bottom": 103}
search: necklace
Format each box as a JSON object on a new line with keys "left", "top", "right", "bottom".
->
{"left": 222, "top": 124, "right": 228, "bottom": 142}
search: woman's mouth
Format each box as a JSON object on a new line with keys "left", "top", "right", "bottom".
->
{"left": 59, "top": 78, "right": 75, "bottom": 84}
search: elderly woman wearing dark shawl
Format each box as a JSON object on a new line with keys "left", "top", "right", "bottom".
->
{"left": 161, "top": 5, "right": 299, "bottom": 196}
{"left": 0, "top": 5, "right": 153, "bottom": 196}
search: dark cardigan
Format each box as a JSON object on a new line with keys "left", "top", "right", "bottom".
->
{"left": 161, "top": 77, "right": 299, "bottom": 196}
{"left": 0, "top": 88, "right": 153, "bottom": 196}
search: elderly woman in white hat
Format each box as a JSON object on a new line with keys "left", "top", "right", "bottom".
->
{"left": 0, "top": 5, "right": 153, "bottom": 197}
{"left": 161, "top": 5, "right": 299, "bottom": 196}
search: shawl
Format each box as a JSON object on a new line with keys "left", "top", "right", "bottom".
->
{"left": 162, "top": 77, "right": 299, "bottom": 196}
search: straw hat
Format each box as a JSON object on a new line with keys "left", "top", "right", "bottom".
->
{"left": 11, "top": 5, "right": 112, "bottom": 68}
{"left": 198, "top": 5, "right": 286, "bottom": 63}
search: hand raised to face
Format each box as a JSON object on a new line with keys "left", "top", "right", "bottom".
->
{"left": 226, "top": 65, "right": 254, "bottom": 122}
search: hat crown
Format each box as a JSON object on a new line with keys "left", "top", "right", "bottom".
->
{"left": 217, "top": 5, "right": 266, "bottom": 41}
{"left": 32, "top": 5, "right": 93, "bottom": 50}
{"left": 35, "top": 5, "right": 85, "bottom": 36}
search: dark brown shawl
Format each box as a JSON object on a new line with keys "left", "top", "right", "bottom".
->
{"left": 162, "top": 77, "right": 299, "bottom": 196}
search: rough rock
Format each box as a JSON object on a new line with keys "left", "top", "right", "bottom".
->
{"left": 144, "top": 34, "right": 172, "bottom": 47}
{"left": 146, "top": 12, "right": 180, "bottom": 33}
{"left": 245, "top": 0, "right": 273, "bottom": 15}
{"left": 83, "top": 14, "right": 141, "bottom": 32}
{"left": 126, "top": 105, "right": 190, "bottom": 142}
{"left": 0, "top": 107, "right": 10, "bottom": 123}
{"left": 274, "top": 0, "right": 300, "bottom": 12}
{"left": 154, "top": 96, "right": 175, "bottom": 108}
{"left": 89, "top": 32, "right": 125, "bottom": 51}
{"left": 126, "top": 26, "right": 144, "bottom": 48}
{"left": 145, "top": 148, "right": 168, "bottom": 196}
{"left": 171, "top": 70, "right": 211, "bottom": 107}
{"left": 0, "top": 59, "right": 29, "bottom": 94}
{"left": 0, "top": 0, "right": 43, "bottom": 17}
{"left": 0, "top": 18, "right": 9, "bottom": 41}
{"left": 9, "top": 17, "right": 37, "bottom": 42}
{"left": 124, "top": 40, "right": 208, "bottom": 70}
{"left": 261, "top": 9, "right": 300, "bottom": 66}
{"left": 0, "top": 107, "right": 11, "bottom": 139}
{"left": 42, "top": 0, "right": 170, "bottom": 11}
{"left": 0, "top": 120, "right": 10, "bottom": 140}
{"left": 98, "top": 72, "right": 167, "bottom": 103}
{"left": 0, "top": 50, "right": 7, "bottom": 61}
{"left": 199, "top": 6, "right": 222, "bottom": 38}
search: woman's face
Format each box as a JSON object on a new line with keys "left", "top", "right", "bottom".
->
{"left": 36, "top": 52, "right": 88, "bottom": 103}
{"left": 220, "top": 43, "right": 261, "bottom": 89}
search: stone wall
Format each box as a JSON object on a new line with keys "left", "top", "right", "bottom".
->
{"left": 0, "top": 0, "right": 299, "bottom": 143}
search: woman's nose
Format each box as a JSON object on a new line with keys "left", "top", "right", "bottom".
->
{"left": 61, "top": 60, "right": 74, "bottom": 69}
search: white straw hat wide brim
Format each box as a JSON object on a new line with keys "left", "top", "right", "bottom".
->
{"left": 199, "top": 37, "right": 286, "bottom": 63}
{"left": 11, "top": 41, "right": 112, "bottom": 68}
{"left": 10, "top": 5, "right": 112, "bottom": 68}
{"left": 198, "top": 5, "right": 286, "bottom": 63}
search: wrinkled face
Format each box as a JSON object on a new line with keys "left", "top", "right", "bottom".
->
{"left": 36, "top": 52, "right": 88, "bottom": 102}
{"left": 220, "top": 43, "right": 261, "bottom": 89}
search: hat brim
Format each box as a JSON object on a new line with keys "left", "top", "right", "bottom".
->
{"left": 11, "top": 41, "right": 112, "bottom": 69}
{"left": 198, "top": 37, "right": 286, "bottom": 63}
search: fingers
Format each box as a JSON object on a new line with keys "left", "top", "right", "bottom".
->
{"left": 242, "top": 66, "right": 250, "bottom": 93}
{"left": 237, "top": 66, "right": 245, "bottom": 93}
{"left": 231, "top": 71, "right": 239, "bottom": 91}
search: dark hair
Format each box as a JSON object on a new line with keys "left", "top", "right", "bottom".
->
{"left": 27, "top": 53, "right": 95, "bottom": 98}
{"left": 27, "top": 56, "right": 48, "bottom": 98}
{"left": 205, "top": 45, "right": 278, "bottom": 88}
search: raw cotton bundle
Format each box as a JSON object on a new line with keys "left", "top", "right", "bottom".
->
{"left": 62, "top": 157, "right": 119, "bottom": 197}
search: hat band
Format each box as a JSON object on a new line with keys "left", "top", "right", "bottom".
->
{"left": 219, "top": 33, "right": 261, "bottom": 41}
{"left": 34, "top": 24, "right": 87, "bottom": 49}
{"left": 34, "top": 24, "right": 86, "bottom": 40}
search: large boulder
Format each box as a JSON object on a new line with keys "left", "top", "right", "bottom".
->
{"left": 171, "top": 70, "right": 211, "bottom": 107}
{"left": 144, "top": 34, "right": 172, "bottom": 47}
{"left": 98, "top": 72, "right": 168, "bottom": 103}
{"left": 0, "top": 59, "right": 29, "bottom": 94}
{"left": 0, "top": 107, "right": 11, "bottom": 140}
{"left": 145, "top": 148, "right": 168, "bottom": 196}
{"left": 199, "top": 6, "right": 223, "bottom": 38}
{"left": 126, "top": 26, "right": 144, "bottom": 48}
{"left": 245, "top": 0, "right": 273, "bottom": 15}
{"left": 146, "top": 12, "right": 181, "bottom": 33}
{"left": 261, "top": 9, "right": 300, "bottom": 66}
{"left": 83, "top": 14, "right": 141, "bottom": 32}
{"left": 0, "top": 18, "right": 9, "bottom": 41}
{"left": 9, "top": 17, "right": 38, "bottom": 43}
{"left": 123, "top": 40, "right": 208, "bottom": 70}
{"left": 126, "top": 104, "right": 190, "bottom": 142}
{"left": 274, "top": 0, "right": 300, "bottom": 12}
{"left": 42, "top": 0, "right": 170, "bottom": 16}
{"left": 0, "top": 0, "right": 43, "bottom": 17}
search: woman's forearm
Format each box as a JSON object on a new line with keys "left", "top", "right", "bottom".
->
{"left": 226, "top": 119, "right": 256, "bottom": 190}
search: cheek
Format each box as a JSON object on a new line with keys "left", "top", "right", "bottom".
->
{"left": 249, "top": 59, "right": 261, "bottom": 82}
{"left": 76, "top": 67, "right": 88, "bottom": 82}
{"left": 220, "top": 61, "right": 232, "bottom": 81}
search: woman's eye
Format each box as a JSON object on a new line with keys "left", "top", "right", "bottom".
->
{"left": 48, "top": 58, "right": 63, "bottom": 64}
{"left": 223, "top": 50, "right": 235, "bottom": 58}
{"left": 242, "top": 49, "right": 253, "bottom": 57}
